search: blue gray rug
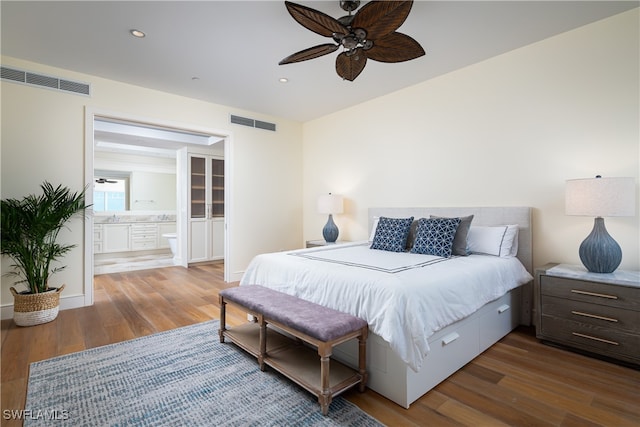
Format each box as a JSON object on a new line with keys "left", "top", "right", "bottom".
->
{"left": 25, "top": 320, "right": 383, "bottom": 426}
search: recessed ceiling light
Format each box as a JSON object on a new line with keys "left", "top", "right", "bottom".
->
{"left": 130, "top": 29, "right": 146, "bottom": 38}
{"left": 279, "top": 78, "right": 289, "bottom": 83}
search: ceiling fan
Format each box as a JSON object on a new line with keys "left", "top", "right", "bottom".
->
{"left": 279, "top": 0, "right": 425, "bottom": 81}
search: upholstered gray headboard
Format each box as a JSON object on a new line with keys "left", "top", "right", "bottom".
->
{"left": 368, "top": 207, "right": 533, "bottom": 274}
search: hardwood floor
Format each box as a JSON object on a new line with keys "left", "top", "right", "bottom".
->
{"left": 2, "top": 264, "right": 639, "bottom": 426}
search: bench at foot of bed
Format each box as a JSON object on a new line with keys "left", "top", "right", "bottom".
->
{"left": 218, "top": 285, "right": 368, "bottom": 416}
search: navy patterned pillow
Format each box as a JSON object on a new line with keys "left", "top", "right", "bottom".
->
{"left": 370, "top": 216, "right": 414, "bottom": 252}
{"left": 430, "top": 214, "right": 474, "bottom": 256}
{"left": 410, "top": 217, "right": 461, "bottom": 257}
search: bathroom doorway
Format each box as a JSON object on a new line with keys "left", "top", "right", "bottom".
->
{"left": 84, "top": 108, "right": 231, "bottom": 305}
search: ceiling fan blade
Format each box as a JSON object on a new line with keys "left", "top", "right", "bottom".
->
{"left": 351, "top": 1, "right": 413, "bottom": 40}
{"left": 279, "top": 44, "right": 339, "bottom": 65}
{"left": 366, "top": 32, "right": 425, "bottom": 63}
{"left": 284, "top": 1, "right": 348, "bottom": 38}
{"left": 336, "top": 49, "right": 367, "bottom": 81}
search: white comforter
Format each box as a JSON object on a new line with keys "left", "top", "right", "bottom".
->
{"left": 240, "top": 242, "right": 533, "bottom": 371}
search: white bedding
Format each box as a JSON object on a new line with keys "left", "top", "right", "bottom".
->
{"left": 240, "top": 242, "right": 533, "bottom": 371}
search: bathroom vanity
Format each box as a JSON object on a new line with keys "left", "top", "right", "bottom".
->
{"left": 94, "top": 214, "right": 176, "bottom": 255}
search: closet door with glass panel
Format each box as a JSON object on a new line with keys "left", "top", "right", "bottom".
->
{"left": 188, "top": 154, "right": 224, "bottom": 262}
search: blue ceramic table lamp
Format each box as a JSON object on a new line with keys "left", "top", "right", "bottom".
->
{"left": 565, "top": 176, "right": 635, "bottom": 273}
{"left": 317, "top": 193, "right": 344, "bottom": 243}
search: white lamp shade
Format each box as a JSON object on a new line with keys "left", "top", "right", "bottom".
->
{"left": 317, "top": 193, "right": 344, "bottom": 214}
{"left": 566, "top": 177, "right": 635, "bottom": 217}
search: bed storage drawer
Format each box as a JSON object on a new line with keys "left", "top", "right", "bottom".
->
{"left": 334, "top": 315, "right": 479, "bottom": 409}
{"left": 479, "top": 287, "right": 522, "bottom": 352}
{"left": 333, "top": 287, "right": 523, "bottom": 408}
{"left": 424, "top": 318, "right": 479, "bottom": 378}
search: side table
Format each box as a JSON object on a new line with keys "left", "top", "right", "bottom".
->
{"left": 534, "top": 263, "right": 639, "bottom": 366}
{"left": 306, "top": 240, "right": 351, "bottom": 248}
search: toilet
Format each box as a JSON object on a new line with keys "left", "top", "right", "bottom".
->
{"left": 162, "top": 233, "right": 177, "bottom": 257}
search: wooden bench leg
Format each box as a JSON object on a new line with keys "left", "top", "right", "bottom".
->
{"left": 218, "top": 295, "right": 226, "bottom": 343}
{"left": 318, "top": 343, "right": 332, "bottom": 416}
{"left": 258, "top": 315, "right": 266, "bottom": 371}
{"left": 358, "top": 329, "right": 368, "bottom": 392}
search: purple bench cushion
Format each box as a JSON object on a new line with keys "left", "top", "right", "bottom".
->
{"left": 220, "top": 285, "right": 367, "bottom": 342}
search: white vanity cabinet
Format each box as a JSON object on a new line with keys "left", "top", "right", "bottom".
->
{"left": 93, "top": 225, "right": 104, "bottom": 253}
{"left": 131, "top": 223, "right": 158, "bottom": 251}
{"left": 95, "top": 221, "right": 177, "bottom": 254}
{"left": 102, "top": 223, "right": 131, "bottom": 253}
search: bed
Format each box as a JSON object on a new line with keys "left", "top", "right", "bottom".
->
{"left": 240, "top": 207, "right": 534, "bottom": 408}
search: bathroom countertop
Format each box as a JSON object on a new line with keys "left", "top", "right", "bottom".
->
{"left": 94, "top": 214, "right": 176, "bottom": 224}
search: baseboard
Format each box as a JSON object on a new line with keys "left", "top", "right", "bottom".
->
{"left": 1, "top": 294, "right": 88, "bottom": 320}
{"left": 230, "top": 271, "right": 244, "bottom": 282}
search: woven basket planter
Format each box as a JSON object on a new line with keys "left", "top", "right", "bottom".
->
{"left": 10, "top": 285, "right": 65, "bottom": 327}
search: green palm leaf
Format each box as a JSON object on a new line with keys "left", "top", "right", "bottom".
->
{"left": 1, "top": 182, "right": 90, "bottom": 293}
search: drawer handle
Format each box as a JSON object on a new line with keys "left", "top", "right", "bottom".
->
{"left": 442, "top": 332, "right": 459, "bottom": 345}
{"left": 571, "top": 289, "right": 618, "bottom": 300}
{"left": 497, "top": 304, "right": 510, "bottom": 314}
{"left": 571, "top": 310, "right": 618, "bottom": 323}
{"left": 572, "top": 332, "right": 619, "bottom": 346}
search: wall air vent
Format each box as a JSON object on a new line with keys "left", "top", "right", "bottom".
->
{"left": 230, "top": 114, "right": 276, "bottom": 132}
{"left": 1, "top": 66, "right": 91, "bottom": 96}
{"left": 255, "top": 120, "right": 277, "bottom": 132}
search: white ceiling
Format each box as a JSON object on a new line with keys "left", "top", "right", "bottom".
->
{"left": 93, "top": 118, "right": 224, "bottom": 157}
{"left": 2, "top": 1, "right": 637, "bottom": 123}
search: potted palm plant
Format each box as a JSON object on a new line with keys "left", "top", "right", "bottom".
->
{"left": 1, "top": 182, "right": 89, "bottom": 326}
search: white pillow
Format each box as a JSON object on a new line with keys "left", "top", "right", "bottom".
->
{"left": 369, "top": 216, "right": 380, "bottom": 242}
{"left": 466, "top": 225, "right": 519, "bottom": 257}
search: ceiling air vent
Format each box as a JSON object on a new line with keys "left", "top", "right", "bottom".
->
{"left": 1, "top": 66, "right": 91, "bottom": 96}
{"left": 230, "top": 114, "right": 276, "bottom": 132}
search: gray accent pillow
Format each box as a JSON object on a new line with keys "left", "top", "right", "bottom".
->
{"left": 430, "top": 214, "right": 474, "bottom": 256}
{"left": 405, "top": 219, "right": 419, "bottom": 250}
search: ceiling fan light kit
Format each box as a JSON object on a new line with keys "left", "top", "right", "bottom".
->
{"left": 279, "top": 0, "right": 425, "bottom": 81}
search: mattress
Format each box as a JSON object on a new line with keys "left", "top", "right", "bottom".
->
{"left": 240, "top": 242, "right": 533, "bottom": 371}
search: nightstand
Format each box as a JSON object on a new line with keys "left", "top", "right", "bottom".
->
{"left": 534, "top": 263, "right": 640, "bottom": 366}
{"left": 305, "top": 240, "right": 351, "bottom": 248}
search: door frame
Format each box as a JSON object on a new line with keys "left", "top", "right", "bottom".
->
{"left": 84, "top": 107, "right": 233, "bottom": 306}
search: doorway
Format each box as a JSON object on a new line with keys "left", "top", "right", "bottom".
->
{"left": 84, "top": 108, "right": 231, "bottom": 306}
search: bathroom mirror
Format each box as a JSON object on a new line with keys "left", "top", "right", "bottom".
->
{"left": 94, "top": 151, "right": 177, "bottom": 213}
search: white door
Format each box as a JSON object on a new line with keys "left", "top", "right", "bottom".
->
{"left": 188, "top": 154, "right": 224, "bottom": 262}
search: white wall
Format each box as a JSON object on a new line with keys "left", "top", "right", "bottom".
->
{"left": 130, "top": 171, "right": 176, "bottom": 211}
{"left": 303, "top": 9, "right": 639, "bottom": 271}
{"left": 1, "top": 57, "right": 303, "bottom": 312}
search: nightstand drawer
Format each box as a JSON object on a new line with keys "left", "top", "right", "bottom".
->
{"left": 540, "top": 275, "right": 640, "bottom": 311}
{"left": 540, "top": 315, "right": 640, "bottom": 363}
{"left": 541, "top": 295, "right": 640, "bottom": 334}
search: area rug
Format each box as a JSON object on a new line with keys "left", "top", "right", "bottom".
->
{"left": 25, "top": 320, "right": 383, "bottom": 426}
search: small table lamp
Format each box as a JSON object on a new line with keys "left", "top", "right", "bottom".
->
{"left": 565, "top": 175, "right": 635, "bottom": 273}
{"left": 317, "top": 193, "right": 344, "bottom": 243}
